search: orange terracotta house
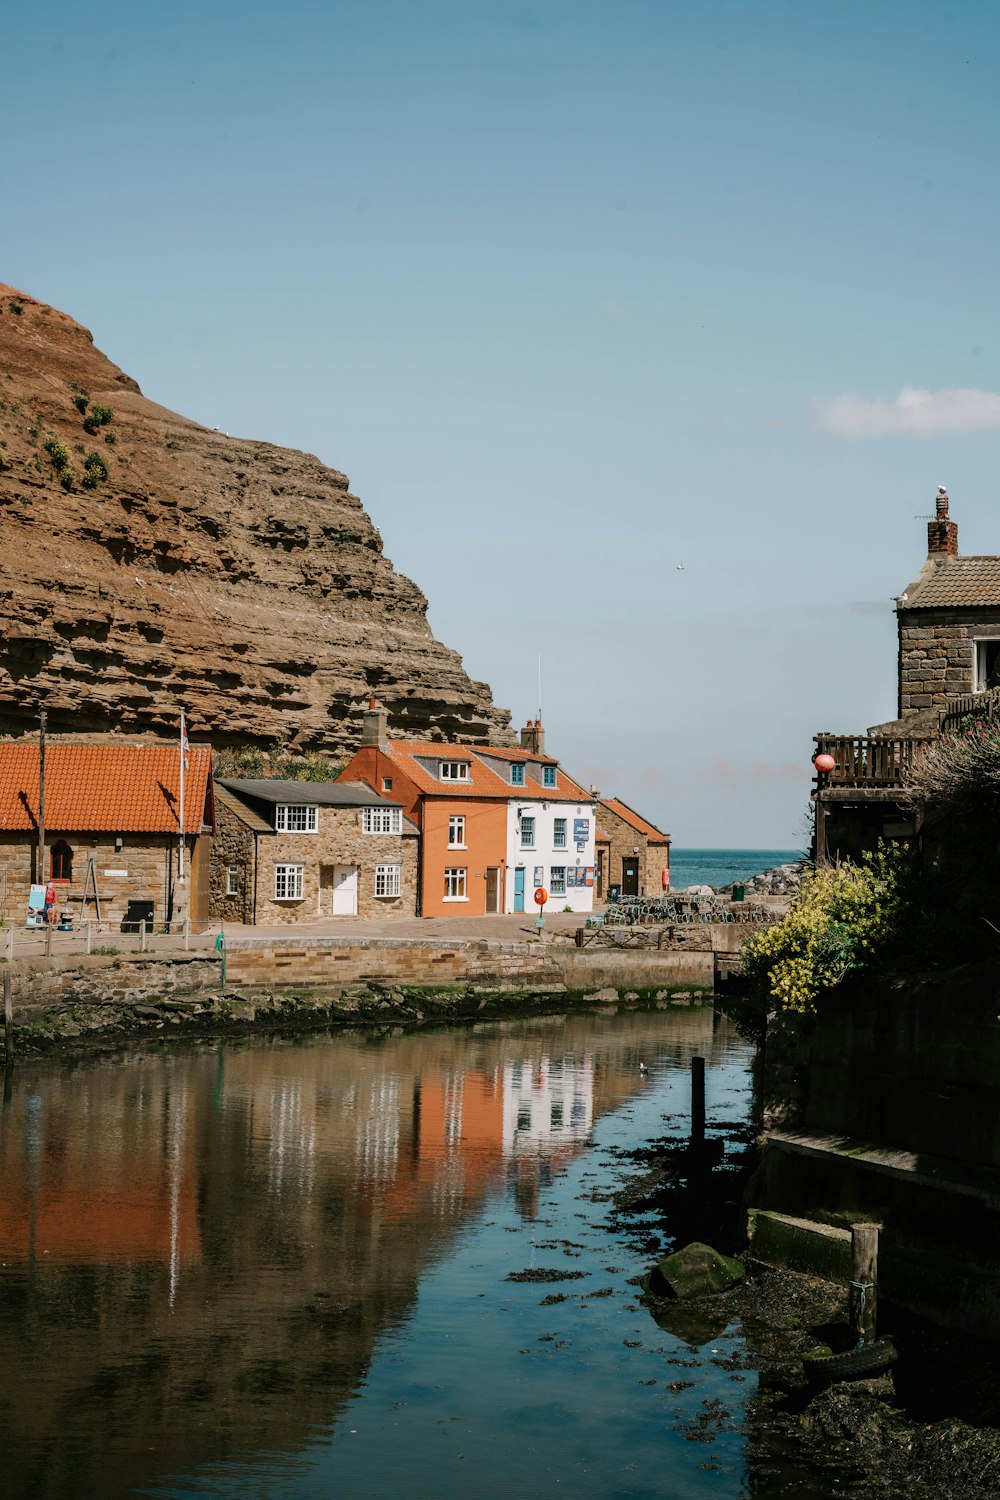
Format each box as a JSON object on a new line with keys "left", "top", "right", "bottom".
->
{"left": 338, "top": 702, "right": 597, "bottom": 917}
{"left": 338, "top": 704, "right": 509, "bottom": 917}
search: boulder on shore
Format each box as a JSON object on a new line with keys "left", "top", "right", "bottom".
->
{"left": 648, "top": 1241, "right": 745, "bottom": 1299}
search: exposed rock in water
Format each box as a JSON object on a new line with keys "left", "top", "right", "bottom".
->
{"left": 647, "top": 1241, "right": 745, "bottom": 1299}
{"left": 0, "top": 284, "right": 511, "bottom": 751}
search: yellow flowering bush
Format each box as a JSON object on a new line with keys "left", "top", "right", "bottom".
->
{"left": 740, "top": 846, "right": 908, "bottom": 1017}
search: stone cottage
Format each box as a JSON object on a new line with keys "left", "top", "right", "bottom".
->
{"left": 813, "top": 489, "right": 1000, "bottom": 864}
{"left": 211, "top": 779, "right": 418, "bottom": 923}
{"left": 892, "top": 488, "right": 1000, "bottom": 725}
{"left": 0, "top": 740, "right": 215, "bottom": 926}
{"left": 595, "top": 797, "right": 671, "bottom": 899}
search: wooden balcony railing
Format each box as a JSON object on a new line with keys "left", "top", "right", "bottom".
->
{"left": 813, "top": 734, "right": 935, "bottom": 788}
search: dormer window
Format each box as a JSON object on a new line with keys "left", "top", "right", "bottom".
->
{"left": 510, "top": 763, "right": 525, "bottom": 785}
{"left": 439, "top": 761, "right": 470, "bottom": 781}
{"left": 542, "top": 766, "right": 557, "bottom": 788}
{"left": 275, "top": 804, "right": 318, "bottom": 832}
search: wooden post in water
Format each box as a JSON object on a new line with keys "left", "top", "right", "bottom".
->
{"left": 850, "top": 1222, "right": 879, "bottom": 1344}
{"left": 691, "top": 1055, "right": 706, "bottom": 1147}
{"left": 3, "top": 967, "right": 12, "bottom": 1061}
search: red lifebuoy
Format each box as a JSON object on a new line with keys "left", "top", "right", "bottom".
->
{"left": 534, "top": 887, "right": 548, "bottom": 906}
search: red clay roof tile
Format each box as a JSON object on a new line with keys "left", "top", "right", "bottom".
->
{"left": 0, "top": 744, "right": 213, "bottom": 833}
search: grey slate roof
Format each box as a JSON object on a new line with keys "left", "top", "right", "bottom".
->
{"left": 214, "top": 782, "right": 273, "bottom": 832}
{"left": 219, "top": 777, "right": 401, "bottom": 809}
{"left": 900, "top": 556, "right": 1000, "bottom": 609}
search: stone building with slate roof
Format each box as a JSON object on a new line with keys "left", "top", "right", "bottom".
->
{"left": 211, "top": 778, "right": 418, "bottom": 923}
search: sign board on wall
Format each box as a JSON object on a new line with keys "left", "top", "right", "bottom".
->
{"left": 533, "top": 866, "right": 544, "bottom": 886}
{"left": 573, "top": 818, "right": 590, "bottom": 843}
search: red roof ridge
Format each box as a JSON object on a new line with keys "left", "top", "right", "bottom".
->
{"left": 600, "top": 795, "right": 670, "bottom": 841}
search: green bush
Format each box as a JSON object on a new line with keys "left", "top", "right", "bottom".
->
{"left": 73, "top": 395, "right": 89, "bottom": 415}
{"left": 739, "top": 845, "right": 909, "bottom": 1020}
{"left": 43, "top": 438, "right": 70, "bottom": 472}
{"left": 104, "top": 431, "right": 117, "bottom": 445}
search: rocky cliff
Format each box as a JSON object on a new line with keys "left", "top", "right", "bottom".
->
{"left": 0, "top": 285, "right": 511, "bottom": 751}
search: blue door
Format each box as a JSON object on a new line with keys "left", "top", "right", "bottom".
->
{"left": 513, "top": 867, "right": 525, "bottom": 912}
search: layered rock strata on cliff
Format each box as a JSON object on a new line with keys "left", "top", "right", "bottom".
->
{"left": 0, "top": 285, "right": 510, "bottom": 750}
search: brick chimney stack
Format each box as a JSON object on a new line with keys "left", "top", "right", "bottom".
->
{"left": 361, "top": 697, "right": 389, "bottom": 748}
{"left": 927, "top": 486, "right": 959, "bottom": 557}
{"left": 519, "top": 717, "right": 545, "bottom": 755}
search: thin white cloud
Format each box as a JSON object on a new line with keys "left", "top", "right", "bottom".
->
{"left": 813, "top": 386, "right": 1000, "bottom": 438}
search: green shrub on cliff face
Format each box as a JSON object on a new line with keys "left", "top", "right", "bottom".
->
{"left": 739, "top": 845, "right": 909, "bottom": 1021}
{"left": 213, "top": 743, "right": 343, "bottom": 783}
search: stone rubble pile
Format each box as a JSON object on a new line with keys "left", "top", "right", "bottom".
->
{"left": 719, "top": 863, "right": 805, "bottom": 898}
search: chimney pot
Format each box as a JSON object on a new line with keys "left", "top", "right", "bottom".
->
{"left": 361, "top": 698, "right": 389, "bottom": 749}
{"left": 928, "top": 488, "right": 958, "bottom": 558}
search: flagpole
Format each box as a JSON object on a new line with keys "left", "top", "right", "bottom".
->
{"left": 178, "top": 709, "right": 186, "bottom": 888}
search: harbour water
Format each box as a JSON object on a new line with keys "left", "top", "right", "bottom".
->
{"left": 1, "top": 1012, "right": 764, "bottom": 1499}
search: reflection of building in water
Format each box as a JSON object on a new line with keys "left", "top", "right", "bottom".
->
{"left": 503, "top": 1055, "right": 594, "bottom": 1156}
{"left": 0, "top": 1011, "right": 727, "bottom": 1500}
{"left": 356, "top": 1075, "right": 400, "bottom": 1186}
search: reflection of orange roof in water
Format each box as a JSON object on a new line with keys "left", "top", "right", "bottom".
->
{"left": 0, "top": 1188, "right": 201, "bottom": 1264}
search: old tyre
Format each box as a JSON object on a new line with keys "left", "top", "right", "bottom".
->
{"left": 803, "top": 1336, "right": 897, "bottom": 1381}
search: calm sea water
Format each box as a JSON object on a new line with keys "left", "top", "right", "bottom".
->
{"left": 670, "top": 848, "right": 805, "bottom": 891}
{"left": 0, "top": 1012, "right": 773, "bottom": 1500}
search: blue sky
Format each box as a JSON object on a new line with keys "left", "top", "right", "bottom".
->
{"left": 6, "top": 1, "right": 1000, "bottom": 845}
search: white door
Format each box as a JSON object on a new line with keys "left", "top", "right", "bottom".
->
{"left": 332, "top": 865, "right": 358, "bottom": 916}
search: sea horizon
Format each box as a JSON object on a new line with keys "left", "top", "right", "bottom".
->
{"left": 669, "top": 846, "right": 806, "bottom": 891}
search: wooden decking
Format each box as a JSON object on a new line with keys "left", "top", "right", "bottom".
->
{"left": 812, "top": 734, "right": 935, "bottom": 789}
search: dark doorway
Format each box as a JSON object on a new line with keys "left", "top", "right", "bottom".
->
{"left": 485, "top": 867, "right": 500, "bottom": 913}
{"left": 595, "top": 850, "right": 604, "bottom": 900}
{"left": 622, "top": 857, "right": 639, "bottom": 897}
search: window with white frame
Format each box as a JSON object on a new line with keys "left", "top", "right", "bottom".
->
{"left": 520, "top": 815, "right": 535, "bottom": 848}
{"left": 375, "top": 864, "right": 401, "bottom": 898}
{"left": 363, "top": 805, "right": 402, "bottom": 834}
{"left": 553, "top": 818, "right": 567, "bottom": 848}
{"left": 444, "top": 867, "right": 467, "bottom": 899}
{"left": 975, "top": 640, "right": 1000, "bottom": 693}
{"left": 448, "top": 814, "right": 466, "bottom": 847}
{"left": 543, "top": 765, "right": 557, "bottom": 787}
{"left": 274, "top": 864, "right": 304, "bottom": 900}
{"left": 439, "top": 761, "right": 470, "bottom": 781}
{"left": 382, "top": 776, "right": 393, "bottom": 791}
{"left": 550, "top": 866, "right": 566, "bottom": 895}
{"left": 510, "top": 763, "right": 525, "bottom": 785}
{"left": 226, "top": 865, "right": 239, "bottom": 896}
{"left": 275, "top": 804, "right": 317, "bottom": 833}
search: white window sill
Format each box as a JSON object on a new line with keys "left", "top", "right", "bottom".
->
{"left": 448, "top": 844, "right": 468, "bottom": 851}
{"left": 225, "top": 892, "right": 239, "bottom": 899}
{"left": 442, "top": 896, "right": 470, "bottom": 903}
{"left": 520, "top": 846, "right": 535, "bottom": 852}
{"left": 273, "top": 896, "right": 304, "bottom": 903}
